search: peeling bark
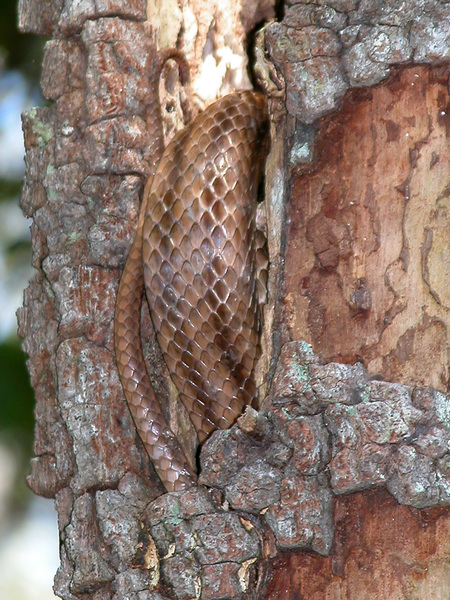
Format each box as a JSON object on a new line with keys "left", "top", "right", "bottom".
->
{"left": 18, "top": 0, "right": 450, "bottom": 599}
{"left": 284, "top": 66, "right": 450, "bottom": 392}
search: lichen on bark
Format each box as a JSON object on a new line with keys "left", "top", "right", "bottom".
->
{"left": 18, "top": 0, "right": 450, "bottom": 599}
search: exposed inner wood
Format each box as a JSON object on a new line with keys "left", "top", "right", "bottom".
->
{"left": 284, "top": 66, "right": 450, "bottom": 392}
{"left": 265, "top": 488, "right": 450, "bottom": 600}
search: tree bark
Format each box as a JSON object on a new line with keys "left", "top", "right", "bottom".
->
{"left": 18, "top": 1, "right": 450, "bottom": 599}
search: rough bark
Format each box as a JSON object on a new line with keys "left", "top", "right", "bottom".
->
{"left": 17, "top": 0, "right": 450, "bottom": 599}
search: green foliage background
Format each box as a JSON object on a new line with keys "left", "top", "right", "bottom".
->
{"left": 0, "top": 0, "right": 45, "bottom": 514}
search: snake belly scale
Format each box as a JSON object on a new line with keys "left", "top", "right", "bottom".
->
{"left": 115, "top": 84, "right": 268, "bottom": 492}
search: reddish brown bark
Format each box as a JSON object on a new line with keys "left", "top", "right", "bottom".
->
{"left": 284, "top": 66, "right": 450, "bottom": 393}
{"left": 18, "top": 1, "right": 450, "bottom": 599}
{"left": 266, "top": 489, "right": 450, "bottom": 600}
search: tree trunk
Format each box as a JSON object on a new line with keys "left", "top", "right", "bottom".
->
{"left": 18, "top": 1, "right": 450, "bottom": 599}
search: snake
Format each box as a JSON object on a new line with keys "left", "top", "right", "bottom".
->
{"left": 114, "top": 50, "right": 269, "bottom": 492}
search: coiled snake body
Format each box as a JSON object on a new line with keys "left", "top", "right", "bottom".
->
{"left": 115, "top": 64, "right": 268, "bottom": 491}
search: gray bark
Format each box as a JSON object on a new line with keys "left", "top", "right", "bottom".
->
{"left": 18, "top": 1, "right": 450, "bottom": 599}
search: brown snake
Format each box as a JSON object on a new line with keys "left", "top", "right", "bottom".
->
{"left": 115, "top": 51, "right": 269, "bottom": 492}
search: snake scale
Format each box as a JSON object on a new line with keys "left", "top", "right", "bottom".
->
{"left": 115, "top": 50, "right": 269, "bottom": 492}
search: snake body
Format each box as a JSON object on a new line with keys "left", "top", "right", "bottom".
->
{"left": 115, "top": 78, "right": 268, "bottom": 492}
